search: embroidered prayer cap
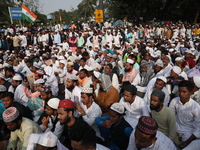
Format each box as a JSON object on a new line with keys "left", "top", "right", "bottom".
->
{"left": 143, "top": 52, "right": 150, "bottom": 57}
{"left": 33, "top": 64, "right": 40, "bottom": 69}
{"left": 12, "top": 75, "right": 22, "bottom": 81}
{"left": 37, "top": 131, "right": 58, "bottom": 148}
{"left": 175, "top": 57, "right": 183, "bottom": 61}
{"left": 35, "top": 70, "right": 44, "bottom": 76}
{"left": 59, "top": 60, "right": 66, "bottom": 65}
{"left": 172, "top": 66, "right": 182, "bottom": 75}
{"left": 67, "top": 74, "right": 78, "bottom": 80}
{"left": 93, "top": 71, "right": 101, "bottom": 79}
{"left": 0, "top": 73, "right": 5, "bottom": 79}
{"left": 185, "top": 49, "right": 192, "bottom": 54}
{"left": 157, "top": 76, "right": 167, "bottom": 83}
{"left": 81, "top": 88, "right": 93, "bottom": 94}
{"left": 155, "top": 59, "right": 163, "bottom": 67}
{"left": 47, "top": 98, "right": 60, "bottom": 109}
{"left": 67, "top": 62, "right": 74, "bottom": 66}
{"left": 34, "top": 79, "right": 45, "bottom": 84}
{"left": 58, "top": 99, "right": 75, "bottom": 109}
{"left": 40, "top": 85, "right": 51, "bottom": 93}
{"left": 0, "top": 85, "right": 7, "bottom": 92}
{"left": 110, "top": 103, "right": 125, "bottom": 114}
{"left": 151, "top": 89, "right": 165, "bottom": 101}
{"left": 137, "top": 116, "right": 158, "bottom": 135}
{"left": 128, "top": 47, "right": 133, "bottom": 50}
{"left": 126, "top": 58, "right": 134, "bottom": 65}
{"left": 3, "top": 107, "right": 20, "bottom": 122}
{"left": 193, "top": 76, "right": 200, "bottom": 88}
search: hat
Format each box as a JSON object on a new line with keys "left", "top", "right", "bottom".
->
{"left": 47, "top": 98, "right": 60, "bottom": 109}
{"left": 126, "top": 58, "right": 134, "bottom": 64}
{"left": 0, "top": 73, "right": 5, "bottom": 79}
{"left": 35, "top": 70, "right": 44, "bottom": 76}
{"left": 172, "top": 66, "right": 182, "bottom": 75}
{"left": 59, "top": 60, "right": 66, "bottom": 65}
{"left": 86, "top": 67, "right": 93, "bottom": 71}
{"left": 157, "top": 76, "right": 167, "bottom": 83}
{"left": 13, "top": 75, "right": 22, "bottom": 81}
{"left": 33, "top": 64, "right": 40, "bottom": 69}
{"left": 137, "top": 116, "right": 158, "bottom": 135}
{"left": 93, "top": 71, "right": 101, "bottom": 79}
{"left": 143, "top": 52, "right": 150, "bottom": 57}
{"left": 81, "top": 88, "right": 93, "bottom": 94}
{"left": 67, "top": 74, "right": 78, "bottom": 80}
{"left": 58, "top": 56, "right": 65, "bottom": 60}
{"left": 40, "top": 85, "right": 51, "bottom": 92}
{"left": 169, "top": 48, "right": 174, "bottom": 52}
{"left": 193, "top": 76, "right": 200, "bottom": 88}
{"left": 128, "top": 47, "right": 133, "bottom": 50}
{"left": 110, "top": 103, "right": 125, "bottom": 114}
{"left": 175, "top": 57, "right": 183, "bottom": 61}
{"left": 58, "top": 99, "right": 75, "bottom": 109}
{"left": 151, "top": 89, "right": 165, "bottom": 101}
{"left": 155, "top": 60, "right": 164, "bottom": 67}
{"left": 0, "top": 64, "right": 3, "bottom": 69}
{"left": 0, "top": 85, "right": 6, "bottom": 92}
{"left": 67, "top": 62, "right": 74, "bottom": 66}
{"left": 3, "top": 107, "right": 20, "bottom": 122}
{"left": 133, "top": 48, "right": 139, "bottom": 53}
{"left": 185, "top": 49, "right": 192, "bottom": 54}
{"left": 37, "top": 131, "right": 58, "bottom": 148}
{"left": 107, "top": 53, "right": 113, "bottom": 58}
{"left": 34, "top": 79, "right": 45, "bottom": 84}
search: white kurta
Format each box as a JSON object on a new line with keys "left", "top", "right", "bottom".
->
{"left": 14, "top": 84, "right": 29, "bottom": 107}
{"left": 65, "top": 86, "right": 82, "bottom": 102}
{"left": 119, "top": 96, "right": 150, "bottom": 128}
{"left": 127, "top": 130, "right": 176, "bottom": 150}
{"left": 169, "top": 97, "right": 200, "bottom": 149}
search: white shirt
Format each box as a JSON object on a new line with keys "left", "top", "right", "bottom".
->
{"left": 169, "top": 97, "right": 200, "bottom": 141}
{"left": 119, "top": 96, "right": 150, "bottom": 128}
{"left": 19, "top": 35, "right": 27, "bottom": 47}
{"left": 96, "top": 144, "right": 110, "bottom": 150}
{"left": 81, "top": 101, "right": 102, "bottom": 136}
{"left": 65, "top": 86, "right": 82, "bottom": 102}
{"left": 44, "top": 75, "right": 58, "bottom": 96}
{"left": 14, "top": 84, "right": 29, "bottom": 107}
{"left": 127, "top": 130, "right": 176, "bottom": 150}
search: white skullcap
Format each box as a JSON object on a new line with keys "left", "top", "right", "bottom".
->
{"left": 67, "top": 74, "right": 78, "bottom": 80}
{"left": 157, "top": 76, "right": 167, "bottom": 83}
{"left": 155, "top": 59, "right": 163, "bottom": 67}
{"left": 180, "top": 45, "right": 184, "bottom": 47}
{"left": 185, "top": 49, "right": 192, "bottom": 54}
{"left": 193, "top": 76, "right": 200, "bottom": 88}
{"left": 47, "top": 98, "right": 60, "bottom": 109}
{"left": 87, "top": 67, "right": 93, "bottom": 71}
{"left": 93, "top": 71, "right": 101, "bottom": 79}
{"left": 172, "top": 66, "right": 182, "bottom": 75}
{"left": 0, "top": 85, "right": 6, "bottom": 92}
{"left": 68, "top": 49, "right": 72, "bottom": 52}
{"left": 107, "top": 53, "right": 113, "bottom": 58}
{"left": 34, "top": 79, "right": 45, "bottom": 84}
{"left": 171, "top": 44, "right": 175, "bottom": 47}
{"left": 133, "top": 48, "right": 139, "bottom": 53}
{"left": 175, "top": 57, "right": 183, "bottom": 61}
{"left": 13, "top": 75, "right": 22, "bottom": 81}
{"left": 33, "top": 64, "right": 40, "bottom": 68}
{"left": 126, "top": 58, "right": 134, "bottom": 64}
{"left": 0, "top": 73, "right": 5, "bottom": 79}
{"left": 0, "top": 64, "right": 3, "bottom": 69}
{"left": 169, "top": 48, "right": 174, "bottom": 52}
{"left": 110, "top": 103, "right": 125, "bottom": 114}
{"left": 59, "top": 60, "right": 66, "bottom": 65}
{"left": 37, "top": 131, "right": 58, "bottom": 148}
{"left": 81, "top": 88, "right": 93, "bottom": 94}
{"left": 58, "top": 56, "right": 65, "bottom": 60}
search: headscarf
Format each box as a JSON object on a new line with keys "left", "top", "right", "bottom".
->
{"left": 139, "top": 61, "right": 155, "bottom": 86}
{"left": 98, "top": 74, "right": 112, "bottom": 92}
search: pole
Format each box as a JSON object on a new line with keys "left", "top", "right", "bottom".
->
{"left": 8, "top": 7, "right": 13, "bottom": 24}
{"left": 99, "top": 0, "right": 103, "bottom": 10}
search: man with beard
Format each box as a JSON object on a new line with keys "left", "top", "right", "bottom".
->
{"left": 122, "top": 58, "right": 138, "bottom": 84}
{"left": 65, "top": 74, "right": 81, "bottom": 102}
{"left": 132, "top": 61, "right": 155, "bottom": 98}
{"left": 94, "top": 74, "right": 119, "bottom": 112}
{"left": 57, "top": 99, "right": 89, "bottom": 150}
{"left": 127, "top": 116, "right": 176, "bottom": 150}
{"left": 104, "top": 64, "right": 119, "bottom": 91}
{"left": 3, "top": 107, "right": 42, "bottom": 150}
{"left": 150, "top": 89, "right": 180, "bottom": 145}
{"left": 66, "top": 62, "right": 78, "bottom": 80}
{"left": 144, "top": 76, "right": 170, "bottom": 111}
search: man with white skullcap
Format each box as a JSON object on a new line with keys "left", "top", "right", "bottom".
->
{"left": 184, "top": 49, "right": 196, "bottom": 69}
{"left": 166, "top": 66, "right": 185, "bottom": 98}
{"left": 40, "top": 98, "right": 64, "bottom": 138}
{"left": 170, "top": 81, "right": 200, "bottom": 149}
{"left": 96, "top": 103, "right": 133, "bottom": 150}
{"left": 9, "top": 75, "right": 29, "bottom": 106}
{"left": 0, "top": 72, "right": 11, "bottom": 91}
{"left": 76, "top": 88, "right": 102, "bottom": 137}
{"left": 3, "top": 107, "right": 42, "bottom": 150}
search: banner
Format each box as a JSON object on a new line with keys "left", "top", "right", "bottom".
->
{"left": 9, "top": 7, "right": 23, "bottom": 19}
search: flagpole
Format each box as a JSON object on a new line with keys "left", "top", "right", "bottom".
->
{"left": 8, "top": 7, "right": 13, "bottom": 24}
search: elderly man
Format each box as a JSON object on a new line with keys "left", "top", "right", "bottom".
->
{"left": 132, "top": 61, "right": 155, "bottom": 97}
{"left": 150, "top": 89, "right": 180, "bottom": 145}
{"left": 169, "top": 81, "right": 200, "bottom": 150}
{"left": 144, "top": 76, "right": 170, "bottom": 110}
{"left": 127, "top": 116, "right": 176, "bottom": 150}
{"left": 94, "top": 74, "right": 119, "bottom": 112}
{"left": 3, "top": 107, "right": 42, "bottom": 150}
{"left": 122, "top": 58, "right": 138, "bottom": 83}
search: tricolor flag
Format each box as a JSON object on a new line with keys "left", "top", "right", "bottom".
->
{"left": 22, "top": 4, "right": 37, "bottom": 23}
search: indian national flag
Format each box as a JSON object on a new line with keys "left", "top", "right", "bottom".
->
{"left": 22, "top": 4, "right": 37, "bottom": 23}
